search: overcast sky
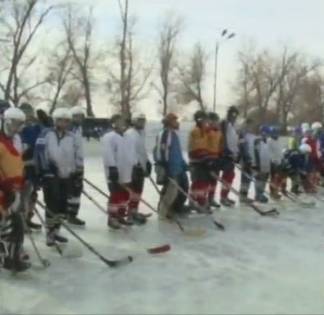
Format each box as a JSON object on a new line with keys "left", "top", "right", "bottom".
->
{"left": 46, "top": 0, "right": 324, "bottom": 117}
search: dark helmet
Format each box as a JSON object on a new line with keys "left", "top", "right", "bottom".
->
{"left": 0, "top": 99, "right": 10, "bottom": 115}
{"left": 19, "top": 102, "right": 34, "bottom": 116}
{"left": 260, "top": 124, "right": 271, "bottom": 135}
{"left": 227, "top": 106, "right": 239, "bottom": 117}
{"left": 207, "top": 112, "right": 219, "bottom": 122}
{"left": 193, "top": 110, "right": 207, "bottom": 123}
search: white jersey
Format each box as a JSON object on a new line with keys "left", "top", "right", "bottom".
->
{"left": 226, "top": 121, "right": 239, "bottom": 158}
{"left": 268, "top": 138, "right": 282, "bottom": 165}
{"left": 45, "top": 130, "right": 77, "bottom": 178}
{"left": 255, "top": 139, "right": 271, "bottom": 173}
{"left": 245, "top": 132, "right": 258, "bottom": 167}
{"left": 124, "top": 127, "right": 148, "bottom": 169}
{"left": 71, "top": 125, "right": 84, "bottom": 169}
{"left": 101, "top": 130, "right": 135, "bottom": 184}
{"left": 13, "top": 134, "right": 23, "bottom": 154}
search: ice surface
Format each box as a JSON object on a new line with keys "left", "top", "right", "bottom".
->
{"left": 1, "top": 137, "right": 324, "bottom": 315}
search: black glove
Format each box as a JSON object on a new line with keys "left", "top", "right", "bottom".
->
{"left": 132, "top": 165, "right": 144, "bottom": 182}
{"left": 145, "top": 161, "right": 152, "bottom": 177}
{"left": 109, "top": 167, "right": 119, "bottom": 183}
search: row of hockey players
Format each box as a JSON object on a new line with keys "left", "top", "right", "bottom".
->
{"left": 1, "top": 99, "right": 323, "bottom": 272}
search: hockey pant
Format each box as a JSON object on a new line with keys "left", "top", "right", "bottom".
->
{"left": 190, "top": 163, "right": 210, "bottom": 207}
{"left": 240, "top": 164, "right": 253, "bottom": 198}
{"left": 158, "top": 172, "right": 188, "bottom": 217}
{"left": 20, "top": 180, "right": 38, "bottom": 223}
{"left": 221, "top": 158, "right": 235, "bottom": 199}
{"left": 255, "top": 172, "right": 269, "bottom": 199}
{"left": 270, "top": 164, "right": 287, "bottom": 197}
{"left": 67, "top": 172, "right": 83, "bottom": 217}
{"left": 129, "top": 174, "right": 145, "bottom": 215}
{"left": 0, "top": 212, "right": 24, "bottom": 267}
{"left": 43, "top": 177, "right": 69, "bottom": 234}
{"left": 108, "top": 183, "right": 130, "bottom": 220}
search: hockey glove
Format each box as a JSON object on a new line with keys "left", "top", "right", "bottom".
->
{"left": 109, "top": 167, "right": 119, "bottom": 183}
{"left": 145, "top": 161, "right": 152, "bottom": 177}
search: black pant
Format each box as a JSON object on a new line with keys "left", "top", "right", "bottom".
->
{"left": 240, "top": 163, "right": 253, "bottom": 196}
{"left": 67, "top": 172, "right": 83, "bottom": 217}
{"left": 0, "top": 212, "right": 24, "bottom": 264}
{"left": 43, "top": 177, "right": 69, "bottom": 231}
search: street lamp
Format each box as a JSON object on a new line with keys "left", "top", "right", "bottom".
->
{"left": 212, "top": 29, "right": 236, "bottom": 112}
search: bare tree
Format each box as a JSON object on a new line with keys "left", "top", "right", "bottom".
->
{"left": 44, "top": 42, "right": 74, "bottom": 113}
{"left": 177, "top": 42, "right": 207, "bottom": 110}
{"left": 275, "top": 55, "right": 320, "bottom": 131}
{"left": 0, "top": 0, "right": 53, "bottom": 104}
{"left": 155, "top": 14, "right": 182, "bottom": 116}
{"left": 63, "top": 5, "right": 95, "bottom": 117}
{"left": 107, "top": 0, "right": 153, "bottom": 118}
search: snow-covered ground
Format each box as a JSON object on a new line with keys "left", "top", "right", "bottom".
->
{"left": 1, "top": 135, "right": 324, "bottom": 315}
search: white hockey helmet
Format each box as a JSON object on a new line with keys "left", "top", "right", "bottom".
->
{"left": 70, "top": 106, "right": 86, "bottom": 117}
{"left": 301, "top": 122, "right": 310, "bottom": 133}
{"left": 4, "top": 107, "right": 26, "bottom": 122}
{"left": 52, "top": 107, "right": 72, "bottom": 121}
{"left": 2, "top": 107, "right": 26, "bottom": 136}
{"left": 299, "top": 143, "right": 312, "bottom": 154}
{"left": 311, "top": 121, "right": 322, "bottom": 131}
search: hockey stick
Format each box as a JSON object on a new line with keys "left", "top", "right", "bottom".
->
{"left": 129, "top": 179, "right": 206, "bottom": 237}
{"left": 166, "top": 177, "right": 225, "bottom": 231}
{"left": 83, "top": 179, "right": 152, "bottom": 218}
{"left": 36, "top": 200, "right": 132, "bottom": 268}
{"left": 22, "top": 214, "right": 50, "bottom": 269}
{"left": 211, "top": 172, "right": 279, "bottom": 216}
{"left": 82, "top": 190, "right": 107, "bottom": 215}
{"left": 82, "top": 189, "right": 170, "bottom": 255}
{"left": 33, "top": 207, "right": 64, "bottom": 257}
{"left": 236, "top": 165, "right": 314, "bottom": 207}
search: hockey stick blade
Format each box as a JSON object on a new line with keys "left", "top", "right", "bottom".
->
{"left": 213, "top": 220, "right": 225, "bottom": 231}
{"left": 261, "top": 208, "right": 280, "bottom": 216}
{"left": 147, "top": 244, "right": 171, "bottom": 255}
{"left": 103, "top": 255, "right": 133, "bottom": 268}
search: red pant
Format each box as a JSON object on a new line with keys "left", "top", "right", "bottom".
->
{"left": 221, "top": 169, "right": 235, "bottom": 199}
{"left": 190, "top": 180, "right": 209, "bottom": 207}
{"left": 208, "top": 178, "right": 217, "bottom": 202}
{"left": 108, "top": 186, "right": 130, "bottom": 219}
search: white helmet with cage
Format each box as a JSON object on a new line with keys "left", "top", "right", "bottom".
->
{"left": 2, "top": 107, "right": 26, "bottom": 136}
{"left": 52, "top": 107, "right": 72, "bottom": 122}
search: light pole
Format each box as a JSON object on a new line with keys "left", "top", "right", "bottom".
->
{"left": 212, "top": 29, "right": 235, "bottom": 112}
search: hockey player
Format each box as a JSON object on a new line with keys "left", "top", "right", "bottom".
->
{"left": 301, "top": 123, "right": 320, "bottom": 193}
{"left": 220, "top": 106, "right": 240, "bottom": 207}
{"left": 268, "top": 126, "right": 286, "bottom": 199}
{"left": 19, "top": 102, "right": 42, "bottom": 230}
{"left": 238, "top": 118, "right": 257, "bottom": 203}
{"left": 102, "top": 114, "right": 135, "bottom": 229}
{"left": 206, "top": 112, "right": 223, "bottom": 209}
{"left": 67, "top": 106, "right": 86, "bottom": 226}
{"left": 311, "top": 122, "right": 324, "bottom": 186}
{"left": 253, "top": 125, "right": 271, "bottom": 203}
{"left": 188, "top": 110, "right": 210, "bottom": 210}
{"left": 153, "top": 113, "right": 189, "bottom": 219}
{"left": 281, "top": 143, "right": 312, "bottom": 195}
{"left": 124, "top": 113, "right": 152, "bottom": 225}
{"left": 0, "top": 106, "right": 31, "bottom": 272}
{"left": 35, "top": 108, "right": 77, "bottom": 246}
